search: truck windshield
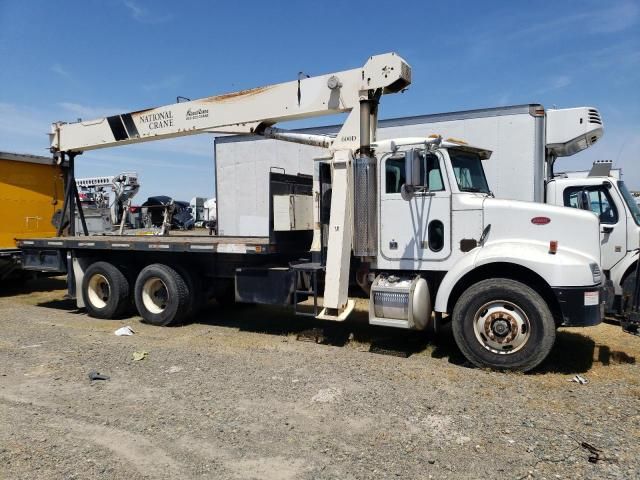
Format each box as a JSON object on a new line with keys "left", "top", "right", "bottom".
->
{"left": 617, "top": 180, "right": 640, "bottom": 226}
{"left": 449, "top": 150, "right": 491, "bottom": 193}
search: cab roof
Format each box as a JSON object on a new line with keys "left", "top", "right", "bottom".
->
{"left": 372, "top": 137, "right": 492, "bottom": 160}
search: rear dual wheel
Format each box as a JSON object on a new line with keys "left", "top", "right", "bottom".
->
{"left": 82, "top": 262, "right": 130, "bottom": 319}
{"left": 134, "top": 264, "right": 191, "bottom": 326}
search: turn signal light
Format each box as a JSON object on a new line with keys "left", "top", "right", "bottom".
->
{"left": 549, "top": 240, "right": 558, "bottom": 254}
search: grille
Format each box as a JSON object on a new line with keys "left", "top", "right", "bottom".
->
{"left": 588, "top": 109, "right": 602, "bottom": 125}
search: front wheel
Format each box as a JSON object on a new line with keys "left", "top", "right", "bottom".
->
{"left": 621, "top": 268, "right": 638, "bottom": 313}
{"left": 452, "top": 278, "right": 556, "bottom": 372}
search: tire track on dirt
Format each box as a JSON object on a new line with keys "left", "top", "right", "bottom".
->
{"left": 0, "top": 393, "right": 189, "bottom": 479}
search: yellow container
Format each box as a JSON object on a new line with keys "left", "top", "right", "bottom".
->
{"left": 0, "top": 152, "right": 64, "bottom": 250}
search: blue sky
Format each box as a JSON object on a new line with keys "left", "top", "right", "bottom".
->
{"left": 1, "top": 0, "right": 638, "bottom": 201}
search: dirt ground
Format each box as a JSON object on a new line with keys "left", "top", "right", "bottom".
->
{"left": 1, "top": 277, "right": 639, "bottom": 480}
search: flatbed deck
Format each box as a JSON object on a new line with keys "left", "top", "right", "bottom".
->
{"left": 16, "top": 233, "right": 272, "bottom": 254}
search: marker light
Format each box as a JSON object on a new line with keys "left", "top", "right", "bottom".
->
{"left": 530, "top": 106, "right": 545, "bottom": 117}
{"left": 549, "top": 240, "right": 558, "bottom": 254}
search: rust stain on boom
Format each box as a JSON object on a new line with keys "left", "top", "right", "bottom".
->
{"left": 204, "top": 85, "right": 273, "bottom": 103}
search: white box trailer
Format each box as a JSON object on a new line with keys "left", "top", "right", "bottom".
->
{"left": 215, "top": 129, "right": 331, "bottom": 236}
{"left": 215, "top": 104, "right": 553, "bottom": 237}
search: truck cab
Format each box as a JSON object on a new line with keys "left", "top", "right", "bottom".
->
{"left": 546, "top": 162, "right": 640, "bottom": 311}
{"left": 315, "top": 135, "right": 605, "bottom": 370}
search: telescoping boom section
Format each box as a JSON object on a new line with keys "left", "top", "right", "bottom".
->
{"left": 49, "top": 53, "right": 411, "bottom": 155}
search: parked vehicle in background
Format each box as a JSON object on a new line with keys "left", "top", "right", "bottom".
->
{"left": 140, "top": 196, "right": 195, "bottom": 230}
{"left": 0, "top": 151, "right": 64, "bottom": 280}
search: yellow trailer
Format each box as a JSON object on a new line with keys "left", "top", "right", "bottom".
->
{"left": 0, "top": 151, "right": 64, "bottom": 279}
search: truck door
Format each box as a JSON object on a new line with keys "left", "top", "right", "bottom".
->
{"left": 563, "top": 183, "right": 627, "bottom": 269}
{"left": 379, "top": 151, "right": 451, "bottom": 264}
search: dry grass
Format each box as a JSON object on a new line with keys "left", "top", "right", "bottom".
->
{"left": 3, "top": 276, "right": 639, "bottom": 382}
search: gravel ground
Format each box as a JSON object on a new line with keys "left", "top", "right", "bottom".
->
{"left": 1, "top": 277, "right": 639, "bottom": 480}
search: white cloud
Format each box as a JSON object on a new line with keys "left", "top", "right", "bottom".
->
{"left": 142, "top": 74, "right": 183, "bottom": 92}
{"left": 550, "top": 75, "right": 571, "bottom": 89}
{"left": 123, "top": 1, "right": 171, "bottom": 24}
{"left": 459, "top": 0, "right": 638, "bottom": 61}
{"left": 0, "top": 102, "right": 51, "bottom": 146}
{"left": 496, "top": 92, "right": 511, "bottom": 106}
{"left": 51, "top": 63, "right": 72, "bottom": 79}
{"left": 57, "top": 102, "right": 124, "bottom": 120}
{"left": 515, "top": 0, "right": 638, "bottom": 38}
{"left": 534, "top": 75, "right": 572, "bottom": 95}
{"left": 590, "top": 0, "right": 639, "bottom": 33}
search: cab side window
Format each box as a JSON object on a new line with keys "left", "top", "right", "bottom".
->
{"left": 564, "top": 186, "right": 618, "bottom": 224}
{"left": 385, "top": 153, "right": 444, "bottom": 194}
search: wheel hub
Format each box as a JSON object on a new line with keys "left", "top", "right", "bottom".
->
{"left": 474, "top": 301, "right": 531, "bottom": 354}
{"left": 142, "top": 278, "right": 169, "bottom": 314}
{"left": 87, "top": 274, "right": 110, "bottom": 309}
{"left": 485, "top": 313, "right": 518, "bottom": 344}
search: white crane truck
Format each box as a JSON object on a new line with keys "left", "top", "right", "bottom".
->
{"left": 18, "top": 53, "right": 607, "bottom": 371}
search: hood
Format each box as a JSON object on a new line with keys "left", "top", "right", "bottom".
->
{"left": 482, "top": 198, "right": 601, "bottom": 263}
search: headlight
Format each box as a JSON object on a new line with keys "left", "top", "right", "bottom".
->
{"left": 589, "top": 263, "right": 602, "bottom": 284}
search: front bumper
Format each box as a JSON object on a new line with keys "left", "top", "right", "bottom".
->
{"left": 552, "top": 285, "right": 603, "bottom": 327}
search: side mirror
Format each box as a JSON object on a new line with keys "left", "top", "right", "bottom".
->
{"left": 577, "top": 190, "right": 591, "bottom": 211}
{"left": 404, "top": 148, "right": 422, "bottom": 187}
{"left": 401, "top": 149, "right": 423, "bottom": 200}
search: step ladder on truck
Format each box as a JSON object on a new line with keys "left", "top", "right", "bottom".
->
{"left": 18, "top": 52, "right": 614, "bottom": 371}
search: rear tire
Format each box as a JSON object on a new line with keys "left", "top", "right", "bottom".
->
{"left": 82, "top": 261, "right": 130, "bottom": 319}
{"left": 134, "top": 264, "right": 191, "bottom": 326}
{"left": 172, "top": 265, "right": 203, "bottom": 316}
{"left": 452, "top": 278, "right": 555, "bottom": 372}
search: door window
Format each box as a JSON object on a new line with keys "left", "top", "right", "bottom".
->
{"left": 384, "top": 153, "right": 444, "bottom": 194}
{"left": 564, "top": 186, "right": 618, "bottom": 224}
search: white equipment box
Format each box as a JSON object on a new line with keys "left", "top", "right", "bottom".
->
{"left": 273, "top": 194, "right": 313, "bottom": 231}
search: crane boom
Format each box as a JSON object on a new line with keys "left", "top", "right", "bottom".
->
{"left": 50, "top": 53, "right": 410, "bottom": 154}
{"left": 48, "top": 53, "right": 411, "bottom": 319}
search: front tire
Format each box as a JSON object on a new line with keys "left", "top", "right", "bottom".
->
{"left": 134, "top": 264, "right": 191, "bottom": 326}
{"left": 82, "top": 261, "right": 130, "bottom": 319}
{"left": 621, "top": 268, "right": 638, "bottom": 313}
{"left": 452, "top": 278, "right": 555, "bottom": 372}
